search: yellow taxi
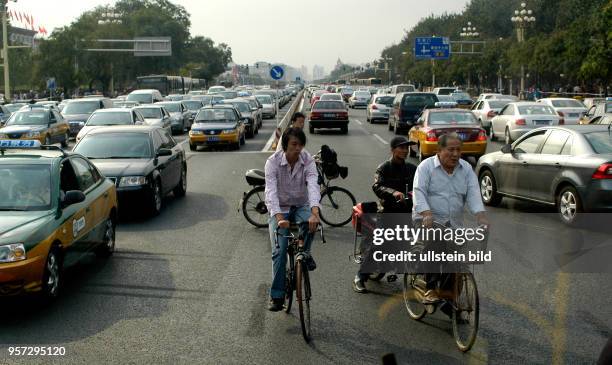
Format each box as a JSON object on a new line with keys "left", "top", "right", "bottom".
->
{"left": 189, "top": 105, "right": 246, "bottom": 151}
{"left": 0, "top": 106, "right": 70, "bottom": 147}
{"left": 0, "top": 140, "right": 118, "bottom": 299}
{"left": 408, "top": 108, "right": 488, "bottom": 162}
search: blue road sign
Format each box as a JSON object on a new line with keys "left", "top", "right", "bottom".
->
{"left": 270, "top": 65, "right": 284, "bottom": 80}
{"left": 46, "top": 78, "right": 56, "bottom": 90}
{"left": 414, "top": 37, "right": 450, "bottom": 60}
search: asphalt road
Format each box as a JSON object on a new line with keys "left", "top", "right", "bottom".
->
{"left": 1, "top": 97, "right": 611, "bottom": 365}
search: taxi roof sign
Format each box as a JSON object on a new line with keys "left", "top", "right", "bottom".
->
{"left": 0, "top": 140, "right": 41, "bottom": 148}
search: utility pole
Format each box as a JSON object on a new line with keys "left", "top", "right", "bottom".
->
{"left": 2, "top": 0, "right": 10, "bottom": 101}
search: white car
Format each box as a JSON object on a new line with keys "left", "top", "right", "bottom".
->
{"left": 320, "top": 93, "right": 344, "bottom": 102}
{"left": 490, "top": 102, "right": 561, "bottom": 144}
{"left": 366, "top": 94, "right": 394, "bottom": 123}
{"left": 76, "top": 108, "right": 145, "bottom": 143}
{"left": 471, "top": 99, "right": 513, "bottom": 133}
{"left": 207, "top": 86, "right": 227, "bottom": 94}
{"left": 348, "top": 91, "right": 371, "bottom": 108}
{"left": 254, "top": 95, "right": 276, "bottom": 119}
{"left": 537, "top": 98, "right": 587, "bottom": 125}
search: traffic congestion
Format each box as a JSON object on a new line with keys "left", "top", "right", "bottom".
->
{"left": 1, "top": 0, "right": 612, "bottom": 364}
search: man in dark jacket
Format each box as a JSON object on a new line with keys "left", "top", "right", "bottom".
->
{"left": 353, "top": 136, "right": 417, "bottom": 293}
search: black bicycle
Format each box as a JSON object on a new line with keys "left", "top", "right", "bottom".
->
{"left": 402, "top": 220, "right": 488, "bottom": 352}
{"left": 240, "top": 148, "right": 356, "bottom": 228}
{"left": 275, "top": 224, "right": 326, "bottom": 343}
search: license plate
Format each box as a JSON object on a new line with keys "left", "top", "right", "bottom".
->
{"left": 383, "top": 114, "right": 389, "bottom": 118}
{"left": 324, "top": 113, "right": 336, "bottom": 118}
{"left": 457, "top": 133, "right": 467, "bottom": 141}
{"left": 207, "top": 136, "right": 220, "bottom": 142}
{"left": 568, "top": 113, "right": 578, "bottom": 118}
{"left": 534, "top": 120, "right": 549, "bottom": 125}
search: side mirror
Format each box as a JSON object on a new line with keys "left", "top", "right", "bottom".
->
{"left": 62, "top": 190, "right": 86, "bottom": 208}
{"left": 157, "top": 148, "right": 173, "bottom": 157}
{"left": 501, "top": 144, "right": 512, "bottom": 154}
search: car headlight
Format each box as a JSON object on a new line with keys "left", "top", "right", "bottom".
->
{"left": 119, "top": 176, "right": 147, "bottom": 187}
{"left": 26, "top": 131, "right": 40, "bottom": 138}
{"left": 0, "top": 243, "right": 26, "bottom": 263}
{"left": 190, "top": 130, "right": 204, "bottom": 135}
{"left": 222, "top": 129, "right": 236, "bottom": 134}
{"left": 78, "top": 121, "right": 85, "bottom": 126}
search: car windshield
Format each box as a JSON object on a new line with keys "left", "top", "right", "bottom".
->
{"left": 62, "top": 101, "right": 100, "bottom": 115}
{"left": 0, "top": 165, "right": 52, "bottom": 211}
{"left": 220, "top": 91, "right": 238, "bottom": 99}
{"left": 321, "top": 94, "right": 342, "bottom": 101}
{"left": 355, "top": 92, "right": 370, "bottom": 98}
{"left": 136, "top": 108, "right": 162, "bottom": 119}
{"left": 246, "top": 100, "right": 258, "bottom": 108}
{"left": 551, "top": 99, "right": 584, "bottom": 108}
{"left": 436, "top": 95, "right": 455, "bottom": 102}
{"left": 113, "top": 102, "right": 139, "bottom": 108}
{"left": 375, "top": 96, "right": 394, "bottom": 105}
{"left": 451, "top": 93, "right": 471, "bottom": 101}
{"left": 229, "top": 103, "right": 250, "bottom": 112}
{"left": 518, "top": 105, "right": 556, "bottom": 115}
{"left": 208, "top": 87, "right": 225, "bottom": 93}
{"left": 255, "top": 95, "right": 272, "bottom": 104}
{"left": 6, "top": 111, "right": 48, "bottom": 126}
{"left": 194, "top": 109, "right": 237, "bottom": 123}
{"left": 584, "top": 132, "right": 612, "bottom": 154}
{"left": 605, "top": 102, "right": 612, "bottom": 113}
{"left": 5, "top": 104, "right": 25, "bottom": 113}
{"left": 74, "top": 133, "right": 152, "bottom": 159}
{"left": 429, "top": 112, "right": 476, "bottom": 125}
{"left": 313, "top": 101, "right": 344, "bottom": 110}
{"left": 395, "top": 85, "right": 415, "bottom": 93}
{"left": 488, "top": 101, "right": 510, "bottom": 109}
{"left": 402, "top": 94, "right": 438, "bottom": 107}
{"left": 341, "top": 88, "right": 353, "bottom": 94}
{"left": 157, "top": 103, "right": 181, "bottom": 112}
{"left": 86, "top": 112, "right": 133, "bottom": 126}
{"left": 127, "top": 94, "right": 153, "bottom": 104}
{"left": 183, "top": 101, "right": 203, "bottom": 110}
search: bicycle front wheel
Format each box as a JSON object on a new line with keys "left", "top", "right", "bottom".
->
{"left": 319, "top": 186, "right": 356, "bottom": 227}
{"left": 403, "top": 273, "right": 427, "bottom": 320}
{"left": 296, "top": 259, "right": 312, "bottom": 342}
{"left": 241, "top": 186, "right": 268, "bottom": 228}
{"left": 284, "top": 251, "right": 294, "bottom": 313}
{"left": 452, "top": 272, "right": 479, "bottom": 352}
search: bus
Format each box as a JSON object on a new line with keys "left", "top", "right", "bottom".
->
{"left": 368, "top": 78, "right": 382, "bottom": 86}
{"left": 136, "top": 75, "right": 206, "bottom": 95}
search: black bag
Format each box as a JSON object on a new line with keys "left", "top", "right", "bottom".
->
{"left": 320, "top": 145, "right": 348, "bottom": 180}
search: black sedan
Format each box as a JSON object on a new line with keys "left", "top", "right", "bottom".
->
{"left": 73, "top": 125, "right": 187, "bottom": 216}
{"left": 476, "top": 125, "right": 612, "bottom": 225}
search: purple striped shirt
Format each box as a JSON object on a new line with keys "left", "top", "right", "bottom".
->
{"left": 264, "top": 150, "right": 321, "bottom": 216}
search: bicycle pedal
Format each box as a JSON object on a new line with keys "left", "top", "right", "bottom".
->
{"left": 425, "top": 304, "right": 436, "bottom": 315}
{"left": 386, "top": 274, "right": 398, "bottom": 283}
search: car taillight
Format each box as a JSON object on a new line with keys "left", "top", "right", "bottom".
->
{"left": 371, "top": 104, "right": 378, "bottom": 110}
{"left": 559, "top": 118, "right": 565, "bottom": 125}
{"left": 592, "top": 163, "right": 612, "bottom": 179}
{"left": 558, "top": 111, "right": 565, "bottom": 117}
{"left": 310, "top": 112, "right": 320, "bottom": 120}
{"left": 477, "top": 129, "right": 487, "bottom": 141}
{"left": 339, "top": 111, "right": 348, "bottom": 118}
{"left": 426, "top": 130, "right": 438, "bottom": 142}
{"left": 515, "top": 119, "right": 526, "bottom": 125}
{"left": 487, "top": 110, "right": 497, "bottom": 118}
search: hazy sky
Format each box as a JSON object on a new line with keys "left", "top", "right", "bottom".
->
{"left": 12, "top": 0, "right": 470, "bottom": 74}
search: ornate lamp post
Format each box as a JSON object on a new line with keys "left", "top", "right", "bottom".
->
{"left": 511, "top": 2, "right": 536, "bottom": 98}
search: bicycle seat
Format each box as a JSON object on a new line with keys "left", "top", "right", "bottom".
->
{"left": 245, "top": 169, "right": 265, "bottom": 186}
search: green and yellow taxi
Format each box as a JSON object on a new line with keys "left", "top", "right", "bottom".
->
{"left": 0, "top": 140, "right": 118, "bottom": 299}
{"left": 188, "top": 105, "right": 246, "bottom": 151}
{"left": 408, "top": 108, "right": 488, "bottom": 161}
{"left": 0, "top": 106, "right": 70, "bottom": 147}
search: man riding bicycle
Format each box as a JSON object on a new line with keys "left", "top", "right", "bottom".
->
{"left": 412, "top": 132, "right": 489, "bottom": 306}
{"left": 265, "top": 127, "right": 321, "bottom": 311}
{"left": 353, "top": 136, "right": 417, "bottom": 293}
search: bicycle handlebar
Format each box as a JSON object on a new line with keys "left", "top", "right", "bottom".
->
{"left": 274, "top": 223, "right": 325, "bottom": 248}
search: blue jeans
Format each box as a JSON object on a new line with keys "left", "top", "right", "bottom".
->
{"left": 268, "top": 205, "right": 315, "bottom": 299}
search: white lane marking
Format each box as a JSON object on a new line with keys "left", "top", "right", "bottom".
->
{"left": 187, "top": 150, "right": 274, "bottom": 156}
{"left": 298, "top": 97, "right": 305, "bottom": 112}
{"left": 373, "top": 133, "right": 388, "bottom": 145}
{"left": 179, "top": 139, "right": 189, "bottom": 147}
{"left": 353, "top": 119, "right": 362, "bottom": 125}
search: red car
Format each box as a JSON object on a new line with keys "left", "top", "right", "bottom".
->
{"left": 310, "top": 90, "right": 328, "bottom": 106}
{"left": 309, "top": 100, "right": 349, "bottom": 134}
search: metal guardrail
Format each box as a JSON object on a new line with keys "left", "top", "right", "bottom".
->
{"left": 270, "top": 90, "right": 304, "bottom": 151}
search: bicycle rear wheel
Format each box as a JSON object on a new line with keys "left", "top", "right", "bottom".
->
{"left": 241, "top": 186, "right": 268, "bottom": 228}
{"left": 296, "top": 259, "right": 312, "bottom": 342}
{"left": 284, "top": 251, "right": 294, "bottom": 313}
{"left": 403, "top": 273, "right": 426, "bottom": 320}
{"left": 452, "top": 272, "right": 479, "bottom": 352}
{"left": 319, "top": 186, "right": 356, "bottom": 227}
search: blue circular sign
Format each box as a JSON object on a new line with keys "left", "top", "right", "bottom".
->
{"left": 270, "top": 65, "right": 284, "bottom": 80}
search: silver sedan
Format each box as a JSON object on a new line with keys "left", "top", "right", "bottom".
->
{"left": 490, "top": 102, "right": 561, "bottom": 144}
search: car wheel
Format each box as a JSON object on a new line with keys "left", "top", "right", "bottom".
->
{"left": 240, "top": 133, "right": 246, "bottom": 145}
{"left": 490, "top": 127, "right": 497, "bottom": 141}
{"left": 341, "top": 126, "right": 348, "bottom": 134}
{"left": 60, "top": 132, "right": 69, "bottom": 148}
{"left": 479, "top": 170, "right": 502, "bottom": 206}
{"left": 417, "top": 144, "right": 426, "bottom": 163}
{"left": 394, "top": 121, "right": 401, "bottom": 135}
{"left": 309, "top": 125, "right": 315, "bottom": 134}
{"left": 173, "top": 164, "right": 187, "bottom": 197}
{"left": 408, "top": 143, "right": 416, "bottom": 158}
{"left": 95, "top": 217, "right": 116, "bottom": 258}
{"left": 44, "top": 135, "right": 51, "bottom": 145}
{"left": 189, "top": 143, "right": 197, "bottom": 151}
{"left": 504, "top": 128, "right": 513, "bottom": 144}
{"left": 41, "top": 246, "right": 62, "bottom": 301}
{"left": 148, "top": 179, "right": 162, "bottom": 216}
{"left": 557, "top": 186, "right": 583, "bottom": 225}
{"left": 247, "top": 128, "right": 254, "bottom": 138}
{"left": 388, "top": 120, "right": 393, "bottom": 131}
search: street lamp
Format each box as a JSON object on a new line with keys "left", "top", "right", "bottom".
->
{"left": 1, "top": 0, "right": 19, "bottom": 101}
{"left": 459, "top": 21, "right": 480, "bottom": 91}
{"left": 511, "top": 1, "right": 535, "bottom": 98}
{"left": 97, "top": 7, "right": 123, "bottom": 96}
